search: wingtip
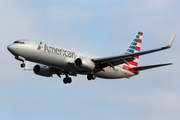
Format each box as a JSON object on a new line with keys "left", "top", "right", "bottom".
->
{"left": 167, "top": 34, "right": 176, "bottom": 48}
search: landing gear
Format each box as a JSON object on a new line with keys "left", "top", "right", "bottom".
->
{"left": 63, "top": 74, "right": 72, "bottom": 84}
{"left": 63, "top": 77, "right": 72, "bottom": 84}
{"left": 15, "top": 56, "right": 26, "bottom": 68}
{"left": 87, "top": 74, "right": 96, "bottom": 80}
{"left": 20, "top": 63, "right": 25, "bottom": 68}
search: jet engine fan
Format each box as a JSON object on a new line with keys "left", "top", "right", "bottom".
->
{"left": 74, "top": 58, "right": 95, "bottom": 71}
{"left": 33, "top": 65, "right": 53, "bottom": 77}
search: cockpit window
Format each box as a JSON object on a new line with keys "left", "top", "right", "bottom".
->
{"left": 20, "top": 42, "right": 25, "bottom": 44}
{"left": 13, "top": 41, "right": 25, "bottom": 44}
{"left": 14, "top": 41, "right": 20, "bottom": 43}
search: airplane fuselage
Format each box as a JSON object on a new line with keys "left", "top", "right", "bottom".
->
{"left": 7, "top": 40, "right": 136, "bottom": 79}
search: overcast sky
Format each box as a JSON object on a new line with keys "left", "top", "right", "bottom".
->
{"left": 0, "top": 0, "right": 180, "bottom": 120}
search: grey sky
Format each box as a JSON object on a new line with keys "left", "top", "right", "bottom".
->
{"left": 0, "top": 0, "right": 180, "bottom": 120}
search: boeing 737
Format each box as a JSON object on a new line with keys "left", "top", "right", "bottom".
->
{"left": 7, "top": 32, "right": 175, "bottom": 84}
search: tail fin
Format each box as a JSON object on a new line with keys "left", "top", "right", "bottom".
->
{"left": 125, "top": 31, "right": 143, "bottom": 67}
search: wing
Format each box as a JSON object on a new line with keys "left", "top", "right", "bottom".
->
{"left": 50, "top": 66, "right": 77, "bottom": 78}
{"left": 92, "top": 35, "right": 175, "bottom": 69}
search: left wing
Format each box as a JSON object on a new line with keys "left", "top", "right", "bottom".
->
{"left": 92, "top": 35, "right": 175, "bottom": 68}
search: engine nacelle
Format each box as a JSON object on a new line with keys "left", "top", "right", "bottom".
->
{"left": 74, "top": 58, "right": 95, "bottom": 71}
{"left": 33, "top": 65, "right": 53, "bottom": 77}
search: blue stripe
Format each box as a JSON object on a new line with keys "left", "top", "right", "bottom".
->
{"left": 131, "top": 42, "right": 137, "bottom": 46}
{"left": 135, "top": 35, "right": 140, "bottom": 38}
{"left": 127, "top": 49, "right": 135, "bottom": 53}
{"left": 138, "top": 32, "right": 141, "bottom": 35}
{"left": 129, "top": 46, "right": 136, "bottom": 49}
{"left": 133, "top": 39, "right": 138, "bottom": 42}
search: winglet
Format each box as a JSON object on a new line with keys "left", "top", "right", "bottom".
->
{"left": 166, "top": 35, "right": 176, "bottom": 48}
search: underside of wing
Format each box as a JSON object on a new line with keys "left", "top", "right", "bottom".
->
{"left": 50, "top": 66, "right": 77, "bottom": 77}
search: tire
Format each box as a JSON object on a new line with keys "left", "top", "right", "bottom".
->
{"left": 92, "top": 74, "right": 96, "bottom": 80}
{"left": 63, "top": 78, "right": 67, "bottom": 84}
{"left": 21, "top": 63, "right": 25, "bottom": 68}
{"left": 67, "top": 77, "right": 72, "bottom": 83}
{"left": 87, "top": 74, "right": 92, "bottom": 80}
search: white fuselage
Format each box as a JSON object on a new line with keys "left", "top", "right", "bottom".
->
{"left": 7, "top": 40, "right": 136, "bottom": 79}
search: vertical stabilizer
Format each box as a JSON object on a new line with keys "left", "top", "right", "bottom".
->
{"left": 125, "top": 31, "right": 143, "bottom": 67}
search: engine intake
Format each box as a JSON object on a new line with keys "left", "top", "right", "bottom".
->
{"left": 74, "top": 58, "right": 95, "bottom": 71}
{"left": 33, "top": 65, "right": 53, "bottom": 77}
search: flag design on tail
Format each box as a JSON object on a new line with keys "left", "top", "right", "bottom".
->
{"left": 125, "top": 31, "right": 143, "bottom": 67}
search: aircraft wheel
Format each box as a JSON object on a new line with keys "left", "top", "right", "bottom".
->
{"left": 87, "top": 74, "right": 96, "bottom": 80}
{"left": 63, "top": 77, "right": 72, "bottom": 84}
{"left": 63, "top": 78, "right": 68, "bottom": 84}
{"left": 20, "top": 63, "right": 25, "bottom": 68}
{"left": 67, "top": 77, "right": 72, "bottom": 83}
{"left": 92, "top": 74, "right": 96, "bottom": 80}
{"left": 87, "top": 74, "right": 92, "bottom": 80}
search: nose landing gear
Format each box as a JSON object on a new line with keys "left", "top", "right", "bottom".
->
{"left": 20, "top": 63, "right": 25, "bottom": 68}
{"left": 15, "top": 56, "right": 26, "bottom": 68}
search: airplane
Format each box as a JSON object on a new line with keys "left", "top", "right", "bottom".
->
{"left": 7, "top": 32, "right": 175, "bottom": 84}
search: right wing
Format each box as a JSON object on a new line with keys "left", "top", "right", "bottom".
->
{"left": 92, "top": 35, "right": 175, "bottom": 69}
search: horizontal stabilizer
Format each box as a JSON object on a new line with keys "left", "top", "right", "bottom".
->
{"left": 133, "top": 63, "right": 172, "bottom": 71}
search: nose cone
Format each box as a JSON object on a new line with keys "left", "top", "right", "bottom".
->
{"left": 7, "top": 44, "right": 13, "bottom": 52}
{"left": 7, "top": 44, "right": 17, "bottom": 55}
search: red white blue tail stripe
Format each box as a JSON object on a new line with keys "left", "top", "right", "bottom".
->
{"left": 125, "top": 31, "right": 143, "bottom": 67}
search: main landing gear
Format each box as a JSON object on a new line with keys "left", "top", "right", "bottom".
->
{"left": 63, "top": 74, "right": 72, "bottom": 84}
{"left": 87, "top": 74, "right": 96, "bottom": 80}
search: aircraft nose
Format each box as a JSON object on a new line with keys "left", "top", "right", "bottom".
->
{"left": 7, "top": 44, "right": 13, "bottom": 52}
{"left": 7, "top": 44, "right": 16, "bottom": 53}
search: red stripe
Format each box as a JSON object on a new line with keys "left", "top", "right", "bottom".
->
{"left": 134, "top": 56, "right": 139, "bottom": 59}
{"left": 138, "top": 39, "right": 142, "bottom": 44}
{"left": 140, "top": 32, "right": 143, "bottom": 36}
{"left": 135, "top": 46, "right": 140, "bottom": 51}
{"left": 129, "top": 61, "right": 138, "bottom": 66}
{"left": 37, "top": 45, "right": 41, "bottom": 50}
{"left": 122, "top": 65, "right": 139, "bottom": 75}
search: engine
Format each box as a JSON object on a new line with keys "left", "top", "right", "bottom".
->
{"left": 33, "top": 65, "right": 53, "bottom": 77}
{"left": 74, "top": 58, "right": 95, "bottom": 71}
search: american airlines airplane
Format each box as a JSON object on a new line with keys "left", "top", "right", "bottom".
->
{"left": 7, "top": 32, "right": 175, "bottom": 84}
